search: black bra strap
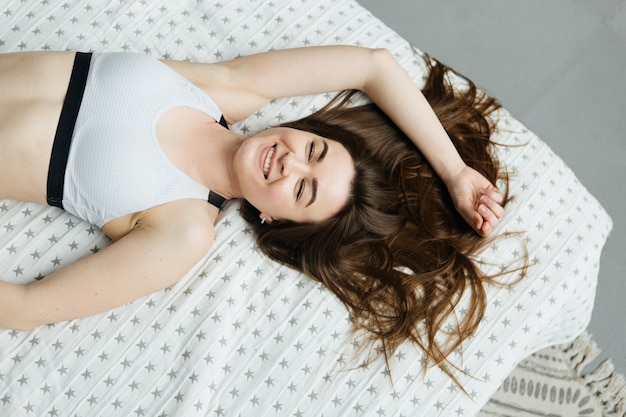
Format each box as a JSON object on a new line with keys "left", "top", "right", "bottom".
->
{"left": 208, "top": 191, "right": 228, "bottom": 210}
{"left": 208, "top": 116, "right": 229, "bottom": 209}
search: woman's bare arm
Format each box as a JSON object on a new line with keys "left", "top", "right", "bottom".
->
{"left": 171, "top": 47, "right": 463, "bottom": 178}
{"left": 173, "top": 46, "right": 502, "bottom": 235}
{"left": 0, "top": 201, "right": 215, "bottom": 330}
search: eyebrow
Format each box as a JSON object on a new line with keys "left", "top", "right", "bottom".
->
{"left": 306, "top": 178, "right": 318, "bottom": 208}
{"left": 319, "top": 140, "right": 329, "bottom": 161}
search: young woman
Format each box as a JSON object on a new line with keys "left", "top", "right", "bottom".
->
{"left": 0, "top": 46, "right": 505, "bottom": 373}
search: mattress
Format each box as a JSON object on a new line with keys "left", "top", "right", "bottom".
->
{"left": 0, "top": 0, "right": 613, "bottom": 416}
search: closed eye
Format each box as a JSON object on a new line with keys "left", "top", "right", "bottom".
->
{"left": 296, "top": 179, "right": 305, "bottom": 201}
{"left": 307, "top": 142, "right": 315, "bottom": 161}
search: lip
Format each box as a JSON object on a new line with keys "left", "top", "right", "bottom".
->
{"left": 260, "top": 144, "right": 276, "bottom": 179}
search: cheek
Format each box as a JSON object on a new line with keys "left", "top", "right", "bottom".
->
{"left": 247, "top": 181, "right": 292, "bottom": 212}
{"left": 267, "top": 181, "right": 292, "bottom": 203}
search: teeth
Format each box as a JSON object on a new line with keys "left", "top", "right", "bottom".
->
{"left": 263, "top": 146, "right": 275, "bottom": 178}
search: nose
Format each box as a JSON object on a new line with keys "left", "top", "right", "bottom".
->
{"left": 281, "top": 152, "right": 308, "bottom": 177}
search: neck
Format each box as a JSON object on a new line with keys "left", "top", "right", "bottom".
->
{"left": 193, "top": 124, "right": 246, "bottom": 201}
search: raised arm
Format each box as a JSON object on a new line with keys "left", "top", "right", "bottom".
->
{"left": 228, "top": 47, "right": 467, "bottom": 180}
{"left": 179, "top": 46, "right": 502, "bottom": 235}
{"left": 172, "top": 47, "right": 463, "bottom": 176}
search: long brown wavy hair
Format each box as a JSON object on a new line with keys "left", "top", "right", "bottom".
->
{"left": 241, "top": 55, "right": 524, "bottom": 382}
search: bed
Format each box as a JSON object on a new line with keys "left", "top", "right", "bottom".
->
{"left": 0, "top": 0, "right": 613, "bottom": 416}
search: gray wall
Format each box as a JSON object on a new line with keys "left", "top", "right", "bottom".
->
{"left": 358, "top": 0, "right": 626, "bottom": 374}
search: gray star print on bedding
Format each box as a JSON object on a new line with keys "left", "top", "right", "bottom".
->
{"left": 0, "top": 1, "right": 612, "bottom": 416}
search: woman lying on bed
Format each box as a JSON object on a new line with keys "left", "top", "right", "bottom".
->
{"left": 0, "top": 46, "right": 508, "bottom": 377}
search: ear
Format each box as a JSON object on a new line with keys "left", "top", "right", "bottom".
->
{"left": 259, "top": 213, "right": 275, "bottom": 225}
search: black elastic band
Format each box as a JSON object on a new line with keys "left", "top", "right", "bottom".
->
{"left": 208, "top": 191, "right": 228, "bottom": 209}
{"left": 46, "top": 52, "right": 93, "bottom": 208}
{"left": 208, "top": 115, "right": 230, "bottom": 209}
{"left": 218, "top": 115, "right": 228, "bottom": 129}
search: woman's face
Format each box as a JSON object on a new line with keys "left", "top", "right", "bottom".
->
{"left": 235, "top": 127, "right": 355, "bottom": 223}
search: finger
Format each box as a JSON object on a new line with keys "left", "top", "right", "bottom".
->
{"left": 480, "top": 195, "right": 505, "bottom": 218}
{"left": 465, "top": 209, "right": 485, "bottom": 236}
{"left": 470, "top": 209, "right": 491, "bottom": 237}
{"left": 481, "top": 185, "right": 504, "bottom": 204}
{"left": 457, "top": 199, "right": 481, "bottom": 230}
{"left": 479, "top": 221, "right": 493, "bottom": 237}
{"left": 478, "top": 202, "right": 500, "bottom": 230}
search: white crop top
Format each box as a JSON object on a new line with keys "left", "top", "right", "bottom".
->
{"left": 62, "top": 52, "right": 225, "bottom": 227}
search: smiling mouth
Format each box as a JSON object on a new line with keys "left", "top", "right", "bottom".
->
{"left": 263, "top": 145, "right": 276, "bottom": 179}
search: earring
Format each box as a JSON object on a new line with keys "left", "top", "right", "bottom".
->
{"left": 261, "top": 217, "right": 266, "bottom": 224}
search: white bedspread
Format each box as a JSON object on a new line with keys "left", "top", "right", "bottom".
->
{"left": 0, "top": 1, "right": 612, "bottom": 416}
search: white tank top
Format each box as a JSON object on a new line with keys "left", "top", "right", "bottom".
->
{"left": 62, "top": 52, "right": 225, "bottom": 227}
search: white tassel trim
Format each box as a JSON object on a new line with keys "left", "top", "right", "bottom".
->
{"left": 562, "top": 332, "right": 626, "bottom": 416}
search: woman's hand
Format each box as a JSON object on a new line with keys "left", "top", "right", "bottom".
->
{"left": 444, "top": 165, "right": 504, "bottom": 237}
